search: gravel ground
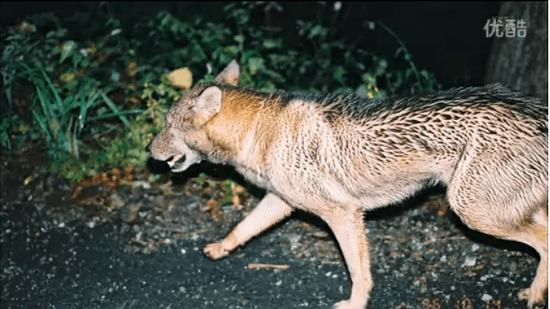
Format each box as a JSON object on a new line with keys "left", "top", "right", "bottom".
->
{"left": 1, "top": 151, "right": 547, "bottom": 309}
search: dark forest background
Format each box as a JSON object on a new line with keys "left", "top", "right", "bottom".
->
{"left": 0, "top": 2, "right": 504, "bottom": 88}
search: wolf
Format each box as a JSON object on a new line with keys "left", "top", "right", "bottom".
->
{"left": 148, "top": 60, "right": 548, "bottom": 309}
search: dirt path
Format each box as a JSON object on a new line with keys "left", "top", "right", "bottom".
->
{"left": 1, "top": 153, "right": 545, "bottom": 309}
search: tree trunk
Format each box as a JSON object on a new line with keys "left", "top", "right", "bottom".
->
{"left": 485, "top": 2, "right": 548, "bottom": 103}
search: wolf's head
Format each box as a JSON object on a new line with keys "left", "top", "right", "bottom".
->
{"left": 147, "top": 60, "right": 240, "bottom": 172}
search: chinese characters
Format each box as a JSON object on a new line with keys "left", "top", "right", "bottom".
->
{"left": 484, "top": 17, "right": 527, "bottom": 38}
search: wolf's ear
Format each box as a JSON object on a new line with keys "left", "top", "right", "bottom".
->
{"left": 215, "top": 60, "right": 239, "bottom": 86}
{"left": 193, "top": 86, "right": 222, "bottom": 124}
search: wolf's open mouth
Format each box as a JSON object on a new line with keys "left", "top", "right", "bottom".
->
{"left": 170, "top": 154, "right": 187, "bottom": 171}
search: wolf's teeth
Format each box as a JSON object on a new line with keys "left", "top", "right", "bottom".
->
{"left": 168, "top": 154, "right": 183, "bottom": 167}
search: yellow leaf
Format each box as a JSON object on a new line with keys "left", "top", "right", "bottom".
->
{"left": 19, "top": 124, "right": 29, "bottom": 133}
{"left": 127, "top": 61, "right": 138, "bottom": 77}
{"left": 231, "top": 182, "right": 246, "bottom": 195}
{"left": 232, "top": 194, "right": 241, "bottom": 206}
{"left": 168, "top": 68, "right": 193, "bottom": 89}
{"left": 15, "top": 21, "right": 36, "bottom": 33}
{"left": 60, "top": 72, "right": 76, "bottom": 83}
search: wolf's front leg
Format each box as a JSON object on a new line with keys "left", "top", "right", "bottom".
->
{"left": 204, "top": 192, "right": 293, "bottom": 259}
{"left": 322, "top": 208, "right": 372, "bottom": 309}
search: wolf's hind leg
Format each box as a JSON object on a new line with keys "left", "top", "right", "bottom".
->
{"left": 449, "top": 174, "right": 548, "bottom": 308}
{"left": 508, "top": 210, "right": 548, "bottom": 308}
{"left": 204, "top": 192, "right": 293, "bottom": 259}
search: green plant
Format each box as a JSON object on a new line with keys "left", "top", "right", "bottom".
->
{"left": 218, "top": 179, "right": 236, "bottom": 207}
{"left": 103, "top": 76, "right": 179, "bottom": 167}
{"left": 1, "top": 10, "right": 150, "bottom": 181}
{"left": 373, "top": 21, "right": 440, "bottom": 94}
{"left": 1, "top": 15, "right": 137, "bottom": 149}
{"left": 0, "top": 115, "right": 29, "bottom": 151}
{"left": 48, "top": 76, "right": 178, "bottom": 182}
{"left": 28, "top": 64, "right": 131, "bottom": 157}
{"left": 195, "top": 173, "right": 209, "bottom": 187}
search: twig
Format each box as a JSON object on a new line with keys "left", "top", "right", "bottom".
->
{"left": 248, "top": 263, "right": 291, "bottom": 270}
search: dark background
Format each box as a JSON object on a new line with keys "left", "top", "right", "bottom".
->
{"left": 1, "top": 1, "right": 503, "bottom": 90}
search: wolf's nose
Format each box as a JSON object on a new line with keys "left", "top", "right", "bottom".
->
{"left": 146, "top": 141, "right": 152, "bottom": 152}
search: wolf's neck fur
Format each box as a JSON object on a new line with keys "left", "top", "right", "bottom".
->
{"left": 205, "top": 88, "right": 267, "bottom": 164}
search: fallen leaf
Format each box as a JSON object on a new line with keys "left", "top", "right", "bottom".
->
{"left": 231, "top": 194, "right": 241, "bottom": 206}
{"left": 24, "top": 175, "right": 32, "bottom": 185}
{"left": 168, "top": 67, "right": 193, "bottom": 89}
{"left": 204, "top": 198, "right": 223, "bottom": 219}
{"left": 231, "top": 182, "right": 246, "bottom": 195}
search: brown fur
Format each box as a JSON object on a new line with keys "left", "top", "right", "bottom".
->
{"left": 148, "top": 60, "right": 548, "bottom": 309}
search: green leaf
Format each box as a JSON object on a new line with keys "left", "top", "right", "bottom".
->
{"left": 60, "top": 40, "right": 76, "bottom": 64}
{"left": 223, "top": 45, "right": 239, "bottom": 55}
{"left": 111, "top": 71, "right": 120, "bottom": 82}
{"left": 87, "top": 110, "right": 143, "bottom": 122}
{"left": 38, "top": 68, "right": 64, "bottom": 111}
{"left": 263, "top": 39, "right": 281, "bottom": 49}
{"left": 376, "top": 59, "right": 388, "bottom": 76}
{"left": 309, "top": 25, "right": 327, "bottom": 39}
{"left": 334, "top": 66, "right": 346, "bottom": 84}
{"left": 405, "top": 68, "right": 413, "bottom": 80}
{"left": 248, "top": 57, "right": 265, "bottom": 75}
{"left": 100, "top": 91, "right": 131, "bottom": 127}
{"left": 234, "top": 35, "right": 244, "bottom": 43}
{"left": 32, "top": 109, "right": 52, "bottom": 142}
{"left": 420, "top": 70, "right": 430, "bottom": 80}
{"left": 361, "top": 73, "right": 376, "bottom": 85}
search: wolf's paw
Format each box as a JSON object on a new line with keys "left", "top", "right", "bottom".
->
{"left": 333, "top": 299, "right": 366, "bottom": 309}
{"left": 204, "top": 242, "right": 230, "bottom": 260}
{"left": 518, "top": 287, "right": 547, "bottom": 308}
